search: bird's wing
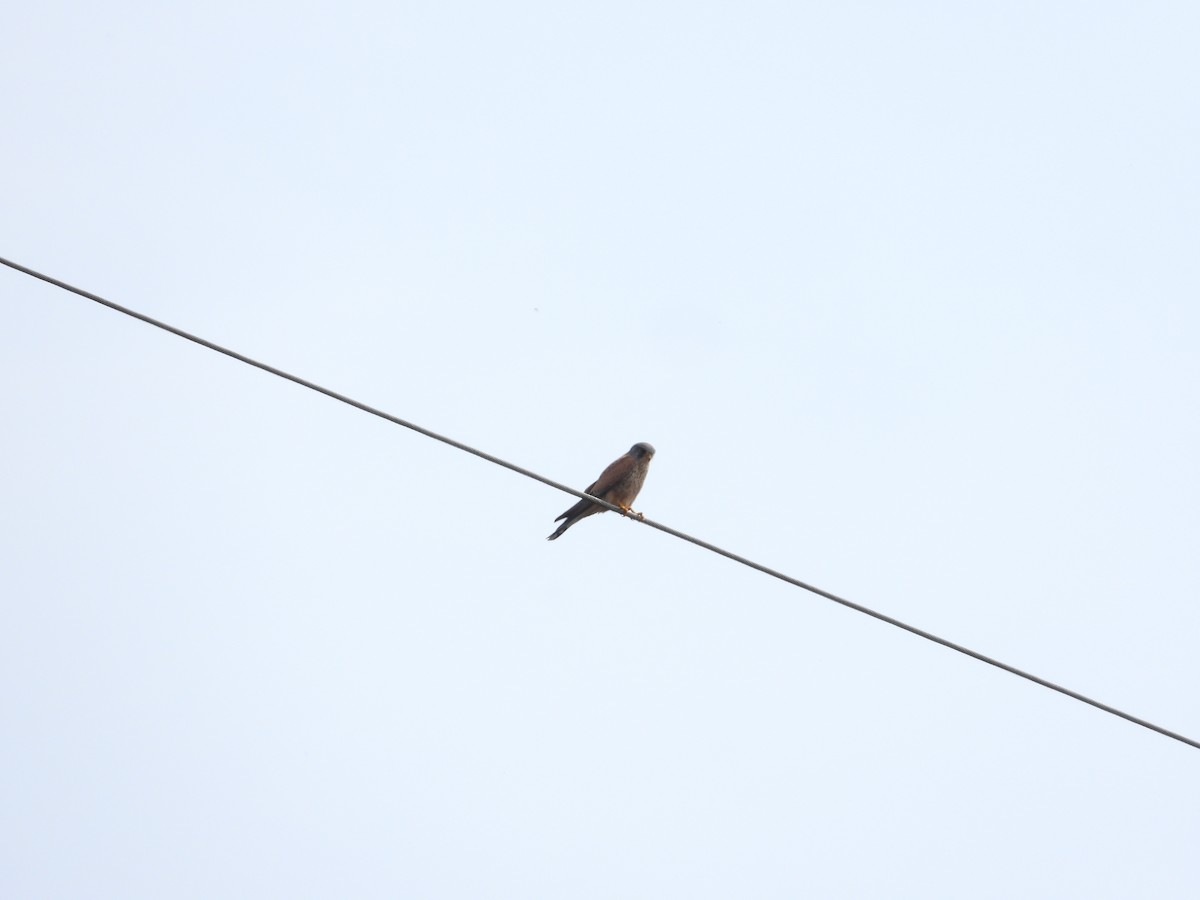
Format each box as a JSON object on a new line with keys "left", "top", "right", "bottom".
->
{"left": 554, "top": 494, "right": 598, "bottom": 523}
{"left": 586, "top": 453, "right": 636, "bottom": 499}
{"left": 552, "top": 455, "right": 633, "bottom": 523}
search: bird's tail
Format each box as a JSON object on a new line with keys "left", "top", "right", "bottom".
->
{"left": 547, "top": 519, "right": 573, "bottom": 541}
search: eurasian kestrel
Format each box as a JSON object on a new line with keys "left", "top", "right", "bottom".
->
{"left": 547, "top": 442, "right": 656, "bottom": 541}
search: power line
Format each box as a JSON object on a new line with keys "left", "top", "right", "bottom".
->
{"left": 5, "top": 253, "right": 1198, "bottom": 752}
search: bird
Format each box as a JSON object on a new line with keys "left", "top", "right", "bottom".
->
{"left": 547, "top": 442, "right": 656, "bottom": 541}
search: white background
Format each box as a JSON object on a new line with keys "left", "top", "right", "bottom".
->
{"left": 4, "top": 2, "right": 1199, "bottom": 897}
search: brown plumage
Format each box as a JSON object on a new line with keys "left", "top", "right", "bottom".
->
{"left": 547, "top": 442, "right": 656, "bottom": 541}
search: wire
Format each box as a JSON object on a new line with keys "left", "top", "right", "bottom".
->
{"left": 4, "top": 253, "right": 1198, "bottom": 752}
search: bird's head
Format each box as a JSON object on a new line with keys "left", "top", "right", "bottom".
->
{"left": 630, "top": 442, "right": 655, "bottom": 459}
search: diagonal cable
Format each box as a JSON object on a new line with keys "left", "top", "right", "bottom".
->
{"left": 4, "top": 253, "right": 1197, "bottom": 752}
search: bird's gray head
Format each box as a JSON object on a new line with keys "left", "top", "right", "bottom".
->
{"left": 630, "top": 442, "right": 655, "bottom": 458}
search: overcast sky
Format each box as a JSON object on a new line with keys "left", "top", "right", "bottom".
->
{"left": 4, "top": 2, "right": 1199, "bottom": 897}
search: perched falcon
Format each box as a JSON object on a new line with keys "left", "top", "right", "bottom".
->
{"left": 547, "top": 442, "right": 656, "bottom": 541}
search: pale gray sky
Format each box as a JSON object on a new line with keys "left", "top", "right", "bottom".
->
{"left": 4, "top": 2, "right": 1199, "bottom": 897}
